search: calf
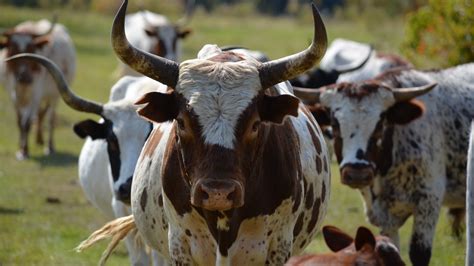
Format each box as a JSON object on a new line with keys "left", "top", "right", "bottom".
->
{"left": 0, "top": 17, "right": 76, "bottom": 160}
{"left": 89, "top": 0, "right": 331, "bottom": 264}
{"left": 286, "top": 225, "right": 405, "bottom": 266}
{"left": 294, "top": 63, "right": 474, "bottom": 265}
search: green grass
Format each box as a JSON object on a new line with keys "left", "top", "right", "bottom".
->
{"left": 0, "top": 4, "right": 463, "bottom": 265}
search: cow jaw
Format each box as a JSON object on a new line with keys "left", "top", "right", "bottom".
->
{"left": 320, "top": 87, "right": 395, "bottom": 188}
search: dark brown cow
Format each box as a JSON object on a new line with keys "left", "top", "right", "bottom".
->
{"left": 286, "top": 225, "right": 405, "bottom": 266}
{"left": 79, "top": 0, "right": 331, "bottom": 264}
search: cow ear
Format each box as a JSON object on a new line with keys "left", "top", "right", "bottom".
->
{"left": 73, "top": 119, "right": 108, "bottom": 140}
{"left": 34, "top": 36, "right": 50, "bottom": 49}
{"left": 259, "top": 94, "right": 299, "bottom": 124}
{"left": 386, "top": 100, "right": 425, "bottom": 125}
{"left": 177, "top": 28, "right": 192, "bottom": 39}
{"left": 355, "top": 226, "right": 376, "bottom": 251}
{"left": 322, "top": 225, "right": 354, "bottom": 252}
{"left": 135, "top": 92, "right": 179, "bottom": 123}
{"left": 0, "top": 40, "right": 7, "bottom": 49}
{"left": 306, "top": 103, "right": 330, "bottom": 127}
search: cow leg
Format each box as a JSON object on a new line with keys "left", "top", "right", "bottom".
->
{"left": 448, "top": 208, "right": 465, "bottom": 239}
{"left": 112, "top": 198, "right": 151, "bottom": 266}
{"left": 409, "top": 200, "right": 442, "bottom": 266}
{"left": 35, "top": 105, "right": 48, "bottom": 146}
{"left": 168, "top": 226, "right": 193, "bottom": 265}
{"left": 16, "top": 111, "right": 32, "bottom": 160}
{"left": 44, "top": 105, "right": 56, "bottom": 155}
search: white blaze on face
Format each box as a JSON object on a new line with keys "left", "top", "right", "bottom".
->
{"left": 158, "top": 25, "right": 178, "bottom": 61}
{"left": 320, "top": 88, "right": 395, "bottom": 168}
{"left": 176, "top": 45, "right": 262, "bottom": 149}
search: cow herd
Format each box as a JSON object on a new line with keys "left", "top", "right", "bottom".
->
{"left": 1, "top": 0, "right": 473, "bottom": 265}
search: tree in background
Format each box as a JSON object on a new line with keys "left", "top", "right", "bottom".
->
{"left": 402, "top": 0, "right": 474, "bottom": 67}
{"left": 256, "top": 0, "right": 289, "bottom": 16}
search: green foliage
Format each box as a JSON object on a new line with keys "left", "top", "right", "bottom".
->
{"left": 402, "top": 0, "right": 474, "bottom": 67}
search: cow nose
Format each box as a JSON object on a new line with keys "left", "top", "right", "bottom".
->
{"left": 17, "top": 72, "right": 33, "bottom": 84}
{"left": 341, "top": 164, "right": 374, "bottom": 189}
{"left": 115, "top": 177, "right": 132, "bottom": 204}
{"left": 191, "top": 179, "right": 244, "bottom": 211}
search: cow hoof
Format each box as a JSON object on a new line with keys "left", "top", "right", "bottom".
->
{"left": 16, "top": 151, "right": 29, "bottom": 161}
{"left": 44, "top": 147, "right": 55, "bottom": 156}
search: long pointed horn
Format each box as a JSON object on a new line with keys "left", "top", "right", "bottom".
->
{"left": 177, "top": 0, "right": 195, "bottom": 26}
{"left": 392, "top": 83, "right": 437, "bottom": 102}
{"left": 112, "top": 0, "right": 179, "bottom": 88}
{"left": 35, "top": 14, "right": 58, "bottom": 38}
{"left": 333, "top": 45, "right": 373, "bottom": 74}
{"left": 293, "top": 86, "right": 323, "bottom": 104}
{"left": 5, "top": 54, "right": 103, "bottom": 115}
{"left": 258, "top": 3, "right": 327, "bottom": 90}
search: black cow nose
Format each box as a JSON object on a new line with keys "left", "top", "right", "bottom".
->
{"left": 116, "top": 176, "right": 133, "bottom": 203}
{"left": 191, "top": 179, "right": 244, "bottom": 211}
{"left": 341, "top": 163, "right": 374, "bottom": 189}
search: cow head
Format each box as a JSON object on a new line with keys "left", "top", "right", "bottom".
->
{"left": 73, "top": 103, "right": 153, "bottom": 204}
{"left": 5, "top": 54, "right": 153, "bottom": 204}
{"left": 140, "top": 4, "right": 193, "bottom": 61}
{"left": 1, "top": 19, "right": 56, "bottom": 84}
{"left": 113, "top": 0, "right": 327, "bottom": 211}
{"left": 287, "top": 225, "right": 405, "bottom": 266}
{"left": 294, "top": 81, "right": 436, "bottom": 188}
{"left": 323, "top": 225, "right": 405, "bottom": 266}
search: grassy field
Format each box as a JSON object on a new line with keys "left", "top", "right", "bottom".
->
{"left": 0, "top": 4, "right": 464, "bottom": 265}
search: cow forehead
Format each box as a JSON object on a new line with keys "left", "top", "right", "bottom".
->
{"left": 9, "top": 34, "right": 34, "bottom": 51}
{"left": 176, "top": 56, "right": 261, "bottom": 149}
{"left": 157, "top": 25, "right": 176, "bottom": 39}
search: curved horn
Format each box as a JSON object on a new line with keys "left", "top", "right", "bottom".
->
{"left": 333, "top": 45, "right": 373, "bottom": 74}
{"left": 258, "top": 3, "right": 327, "bottom": 90}
{"left": 177, "top": 0, "right": 195, "bottom": 26}
{"left": 293, "top": 86, "right": 323, "bottom": 104}
{"left": 5, "top": 54, "right": 103, "bottom": 115}
{"left": 35, "top": 14, "right": 58, "bottom": 38}
{"left": 112, "top": 0, "right": 179, "bottom": 88}
{"left": 392, "top": 83, "right": 437, "bottom": 102}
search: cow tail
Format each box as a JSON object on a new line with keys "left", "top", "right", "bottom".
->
{"left": 467, "top": 121, "right": 474, "bottom": 266}
{"left": 75, "top": 215, "right": 137, "bottom": 265}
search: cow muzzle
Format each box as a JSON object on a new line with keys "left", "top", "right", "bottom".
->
{"left": 341, "top": 163, "right": 374, "bottom": 189}
{"left": 191, "top": 179, "right": 244, "bottom": 211}
{"left": 115, "top": 176, "right": 132, "bottom": 204}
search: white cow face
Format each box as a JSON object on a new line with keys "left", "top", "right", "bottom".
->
{"left": 73, "top": 103, "right": 152, "bottom": 203}
{"left": 316, "top": 82, "right": 427, "bottom": 188}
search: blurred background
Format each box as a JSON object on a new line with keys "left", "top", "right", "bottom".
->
{"left": 0, "top": 0, "right": 472, "bottom": 265}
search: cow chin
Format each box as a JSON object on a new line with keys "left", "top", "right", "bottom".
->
{"left": 190, "top": 178, "right": 244, "bottom": 211}
{"left": 340, "top": 164, "right": 374, "bottom": 189}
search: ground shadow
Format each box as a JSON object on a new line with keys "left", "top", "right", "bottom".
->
{"left": 31, "top": 150, "right": 78, "bottom": 167}
{"left": 0, "top": 206, "right": 24, "bottom": 215}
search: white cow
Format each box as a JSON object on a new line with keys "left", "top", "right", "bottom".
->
{"left": 0, "top": 18, "right": 76, "bottom": 160}
{"left": 467, "top": 121, "right": 474, "bottom": 266}
{"left": 117, "top": 8, "right": 193, "bottom": 77}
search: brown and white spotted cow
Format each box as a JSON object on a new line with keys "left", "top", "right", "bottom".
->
{"left": 295, "top": 63, "right": 474, "bottom": 266}
{"left": 105, "top": 0, "right": 331, "bottom": 264}
{"left": 0, "top": 17, "right": 76, "bottom": 160}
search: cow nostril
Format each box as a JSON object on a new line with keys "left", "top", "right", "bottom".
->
{"left": 201, "top": 190, "right": 209, "bottom": 200}
{"left": 227, "top": 190, "right": 235, "bottom": 201}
